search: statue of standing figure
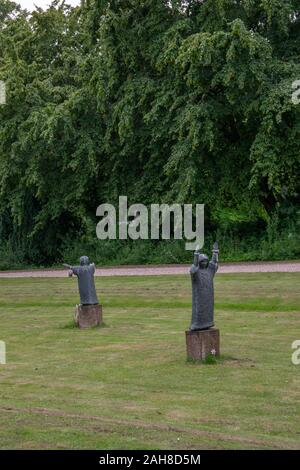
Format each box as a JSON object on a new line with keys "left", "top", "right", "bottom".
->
{"left": 189, "top": 242, "right": 219, "bottom": 331}
{"left": 63, "top": 256, "right": 102, "bottom": 329}
{"left": 63, "top": 256, "right": 99, "bottom": 305}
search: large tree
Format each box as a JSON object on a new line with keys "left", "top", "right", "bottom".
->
{"left": 0, "top": 0, "right": 299, "bottom": 264}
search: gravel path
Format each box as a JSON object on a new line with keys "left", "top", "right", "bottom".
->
{"left": 0, "top": 261, "right": 299, "bottom": 278}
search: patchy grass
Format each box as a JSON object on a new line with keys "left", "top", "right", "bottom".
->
{"left": 0, "top": 273, "right": 299, "bottom": 449}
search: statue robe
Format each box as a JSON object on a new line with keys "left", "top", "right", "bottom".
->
{"left": 72, "top": 263, "right": 99, "bottom": 305}
{"left": 190, "top": 261, "right": 218, "bottom": 330}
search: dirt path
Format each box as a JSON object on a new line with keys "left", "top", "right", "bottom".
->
{"left": 0, "top": 261, "right": 299, "bottom": 278}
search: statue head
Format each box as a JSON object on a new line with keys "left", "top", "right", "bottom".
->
{"left": 198, "top": 253, "right": 209, "bottom": 269}
{"left": 80, "top": 255, "right": 90, "bottom": 266}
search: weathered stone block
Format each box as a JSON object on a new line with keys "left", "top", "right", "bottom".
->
{"left": 74, "top": 304, "right": 103, "bottom": 329}
{"left": 186, "top": 328, "right": 220, "bottom": 361}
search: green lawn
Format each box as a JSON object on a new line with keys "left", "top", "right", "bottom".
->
{"left": 0, "top": 273, "right": 299, "bottom": 450}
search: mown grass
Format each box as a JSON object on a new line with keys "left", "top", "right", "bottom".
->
{"left": 0, "top": 273, "right": 299, "bottom": 449}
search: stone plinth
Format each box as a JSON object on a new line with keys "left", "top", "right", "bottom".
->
{"left": 74, "top": 304, "right": 103, "bottom": 329}
{"left": 186, "top": 328, "right": 220, "bottom": 361}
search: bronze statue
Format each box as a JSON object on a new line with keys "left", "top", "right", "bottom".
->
{"left": 189, "top": 242, "right": 219, "bottom": 330}
{"left": 63, "top": 256, "right": 99, "bottom": 305}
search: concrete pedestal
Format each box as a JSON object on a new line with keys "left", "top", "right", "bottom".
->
{"left": 74, "top": 304, "right": 103, "bottom": 329}
{"left": 186, "top": 328, "right": 220, "bottom": 361}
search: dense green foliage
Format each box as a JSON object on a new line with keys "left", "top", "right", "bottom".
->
{"left": 0, "top": 0, "right": 299, "bottom": 267}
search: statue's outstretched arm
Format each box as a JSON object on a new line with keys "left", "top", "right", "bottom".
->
{"left": 63, "top": 263, "right": 76, "bottom": 277}
{"left": 189, "top": 251, "right": 199, "bottom": 275}
{"left": 209, "top": 242, "right": 219, "bottom": 273}
{"left": 68, "top": 266, "right": 79, "bottom": 276}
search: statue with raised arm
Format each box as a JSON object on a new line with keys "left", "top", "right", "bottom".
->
{"left": 63, "top": 256, "right": 102, "bottom": 328}
{"left": 63, "top": 256, "right": 99, "bottom": 305}
{"left": 189, "top": 242, "right": 219, "bottom": 331}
